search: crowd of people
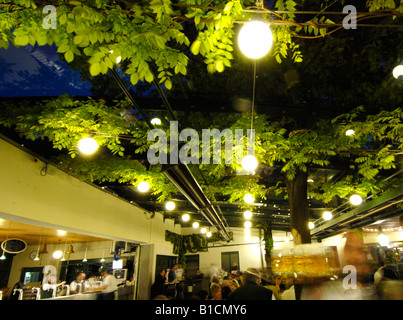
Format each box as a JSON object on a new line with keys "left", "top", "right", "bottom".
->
{"left": 150, "top": 230, "right": 402, "bottom": 300}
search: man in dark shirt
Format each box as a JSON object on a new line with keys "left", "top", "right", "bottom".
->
{"left": 227, "top": 268, "right": 272, "bottom": 300}
{"left": 150, "top": 269, "right": 167, "bottom": 299}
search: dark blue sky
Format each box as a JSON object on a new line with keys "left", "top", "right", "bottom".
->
{"left": 0, "top": 42, "right": 92, "bottom": 97}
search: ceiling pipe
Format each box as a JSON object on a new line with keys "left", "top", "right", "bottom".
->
{"left": 163, "top": 163, "right": 232, "bottom": 242}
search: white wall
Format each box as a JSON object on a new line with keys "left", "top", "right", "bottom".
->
{"left": 0, "top": 138, "right": 181, "bottom": 296}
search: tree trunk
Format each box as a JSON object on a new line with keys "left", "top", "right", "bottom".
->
{"left": 286, "top": 169, "right": 311, "bottom": 245}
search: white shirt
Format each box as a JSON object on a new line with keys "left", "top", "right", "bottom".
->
{"left": 102, "top": 274, "right": 118, "bottom": 293}
{"left": 70, "top": 280, "right": 85, "bottom": 293}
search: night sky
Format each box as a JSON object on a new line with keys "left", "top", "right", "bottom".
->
{"left": 0, "top": 42, "right": 92, "bottom": 97}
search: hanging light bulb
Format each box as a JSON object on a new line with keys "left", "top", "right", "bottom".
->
{"left": 151, "top": 118, "right": 162, "bottom": 125}
{"left": 165, "top": 201, "right": 175, "bottom": 211}
{"left": 192, "top": 222, "right": 199, "bottom": 229}
{"left": 243, "top": 210, "right": 253, "bottom": 219}
{"left": 137, "top": 181, "right": 150, "bottom": 192}
{"left": 53, "top": 250, "right": 63, "bottom": 259}
{"left": 200, "top": 228, "right": 207, "bottom": 234}
{"left": 244, "top": 193, "right": 255, "bottom": 204}
{"left": 308, "top": 222, "right": 315, "bottom": 230}
{"left": 241, "top": 155, "right": 258, "bottom": 172}
{"left": 181, "top": 214, "right": 190, "bottom": 222}
{"left": 78, "top": 137, "right": 99, "bottom": 155}
{"left": 377, "top": 227, "right": 389, "bottom": 246}
{"left": 0, "top": 251, "right": 6, "bottom": 260}
{"left": 206, "top": 231, "right": 212, "bottom": 238}
{"left": 238, "top": 21, "right": 273, "bottom": 59}
{"left": 53, "top": 240, "right": 63, "bottom": 259}
{"left": 350, "top": 194, "right": 363, "bottom": 206}
{"left": 393, "top": 65, "right": 403, "bottom": 79}
{"left": 244, "top": 221, "right": 252, "bottom": 229}
{"left": 345, "top": 129, "right": 355, "bottom": 136}
{"left": 323, "top": 211, "right": 333, "bottom": 221}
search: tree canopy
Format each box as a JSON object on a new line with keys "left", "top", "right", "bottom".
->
{"left": 0, "top": 0, "right": 402, "bottom": 242}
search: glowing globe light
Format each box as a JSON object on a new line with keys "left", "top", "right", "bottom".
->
{"left": 137, "top": 181, "right": 150, "bottom": 192}
{"left": 243, "top": 210, "right": 253, "bottom": 219}
{"left": 78, "top": 137, "right": 99, "bottom": 155}
{"left": 349, "top": 194, "right": 363, "bottom": 206}
{"left": 241, "top": 155, "right": 258, "bottom": 172}
{"left": 52, "top": 250, "right": 63, "bottom": 259}
{"left": 200, "top": 228, "right": 207, "bottom": 234}
{"left": 238, "top": 21, "right": 273, "bottom": 59}
{"left": 244, "top": 221, "right": 252, "bottom": 229}
{"left": 181, "top": 214, "right": 190, "bottom": 222}
{"left": 393, "top": 65, "right": 403, "bottom": 79}
{"left": 165, "top": 201, "right": 175, "bottom": 211}
{"left": 206, "top": 231, "right": 212, "bottom": 238}
{"left": 244, "top": 193, "right": 255, "bottom": 204}
{"left": 323, "top": 211, "right": 333, "bottom": 221}
{"left": 192, "top": 222, "right": 199, "bottom": 229}
{"left": 345, "top": 129, "right": 355, "bottom": 136}
{"left": 377, "top": 233, "right": 389, "bottom": 247}
{"left": 151, "top": 118, "right": 162, "bottom": 125}
{"left": 308, "top": 222, "right": 315, "bottom": 230}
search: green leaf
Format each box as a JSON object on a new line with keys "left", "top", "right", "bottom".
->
{"left": 65, "top": 50, "right": 74, "bottom": 63}
{"left": 190, "top": 40, "right": 201, "bottom": 55}
{"left": 215, "top": 60, "right": 224, "bottom": 73}
{"left": 89, "top": 63, "right": 101, "bottom": 76}
{"left": 165, "top": 79, "right": 172, "bottom": 90}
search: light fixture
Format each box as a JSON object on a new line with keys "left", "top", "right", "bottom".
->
{"left": 192, "top": 222, "right": 199, "bottom": 229}
{"left": 307, "top": 179, "right": 314, "bottom": 183}
{"left": 78, "top": 137, "right": 99, "bottom": 155}
{"left": 137, "top": 181, "right": 150, "bottom": 192}
{"left": 53, "top": 250, "right": 63, "bottom": 259}
{"left": 349, "top": 194, "right": 363, "bottom": 206}
{"left": 241, "top": 155, "right": 258, "bottom": 172}
{"left": 323, "top": 211, "right": 333, "bottom": 221}
{"left": 206, "top": 231, "right": 212, "bottom": 238}
{"left": 0, "top": 250, "right": 5, "bottom": 260}
{"left": 243, "top": 210, "right": 253, "bottom": 219}
{"left": 181, "top": 214, "right": 190, "bottom": 222}
{"left": 345, "top": 129, "right": 355, "bottom": 136}
{"left": 200, "top": 228, "right": 207, "bottom": 234}
{"left": 244, "top": 193, "right": 255, "bottom": 204}
{"left": 238, "top": 21, "right": 273, "bottom": 59}
{"left": 82, "top": 242, "right": 88, "bottom": 262}
{"left": 393, "top": 65, "right": 403, "bottom": 79}
{"left": 244, "top": 221, "right": 252, "bottom": 229}
{"left": 151, "top": 118, "right": 162, "bottom": 125}
{"left": 61, "top": 240, "right": 67, "bottom": 261}
{"left": 377, "top": 227, "right": 389, "bottom": 246}
{"left": 52, "top": 240, "right": 63, "bottom": 259}
{"left": 308, "top": 222, "right": 315, "bottom": 230}
{"left": 165, "top": 201, "right": 175, "bottom": 211}
{"left": 100, "top": 249, "right": 105, "bottom": 262}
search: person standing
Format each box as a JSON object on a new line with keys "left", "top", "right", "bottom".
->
{"left": 70, "top": 272, "right": 86, "bottom": 294}
{"left": 97, "top": 270, "right": 118, "bottom": 300}
{"left": 227, "top": 268, "right": 272, "bottom": 300}
{"left": 151, "top": 269, "right": 167, "bottom": 299}
{"left": 168, "top": 264, "right": 177, "bottom": 282}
